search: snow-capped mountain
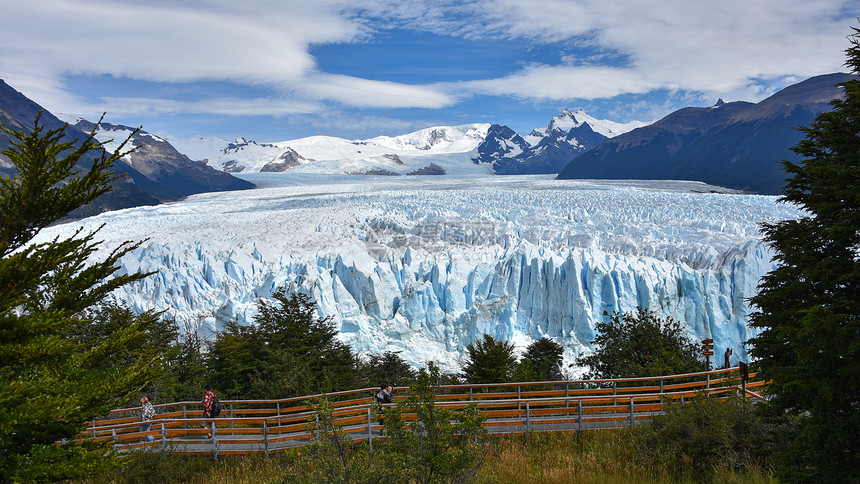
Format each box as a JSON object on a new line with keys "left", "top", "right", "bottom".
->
{"left": 64, "top": 118, "right": 255, "bottom": 198}
{"left": 471, "top": 109, "right": 646, "bottom": 175}
{"left": 524, "top": 109, "right": 648, "bottom": 145}
{"left": 160, "top": 124, "right": 493, "bottom": 175}
{"left": 30, "top": 174, "right": 801, "bottom": 371}
{"left": 159, "top": 110, "right": 639, "bottom": 177}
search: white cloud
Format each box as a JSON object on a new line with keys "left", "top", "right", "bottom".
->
{"left": 428, "top": 0, "right": 856, "bottom": 102}
{"left": 0, "top": 0, "right": 857, "bottom": 122}
{"left": 65, "top": 96, "right": 322, "bottom": 120}
{"left": 298, "top": 74, "right": 456, "bottom": 108}
{"left": 453, "top": 65, "right": 659, "bottom": 100}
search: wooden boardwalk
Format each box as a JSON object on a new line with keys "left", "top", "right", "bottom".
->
{"left": 80, "top": 367, "right": 764, "bottom": 455}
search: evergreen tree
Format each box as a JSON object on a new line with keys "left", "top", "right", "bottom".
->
{"left": 460, "top": 334, "right": 517, "bottom": 384}
{"left": 207, "top": 290, "right": 359, "bottom": 398}
{"left": 0, "top": 115, "right": 168, "bottom": 481}
{"left": 576, "top": 308, "right": 704, "bottom": 379}
{"left": 358, "top": 350, "right": 416, "bottom": 388}
{"left": 518, "top": 337, "right": 565, "bottom": 381}
{"left": 748, "top": 26, "right": 860, "bottom": 483}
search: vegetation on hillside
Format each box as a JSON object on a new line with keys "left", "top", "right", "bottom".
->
{"left": 748, "top": 24, "right": 860, "bottom": 483}
{"left": 0, "top": 116, "right": 172, "bottom": 482}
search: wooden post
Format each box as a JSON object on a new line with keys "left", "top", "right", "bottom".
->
{"left": 230, "top": 403, "right": 235, "bottom": 429}
{"left": 659, "top": 378, "right": 664, "bottom": 394}
{"left": 182, "top": 404, "right": 187, "bottom": 429}
{"left": 469, "top": 386, "right": 473, "bottom": 401}
{"left": 92, "top": 420, "right": 97, "bottom": 439}
{"left": 212, "top": 422, "right": 218, "bottom": 459}
{"left": 525, "top": 401, "right": 531, "bottom": 434}
{"left": 517, "top": 385, "right": 521, "bottom": 410}
{"left": 577, "top": 399, "right": 583, "bottom": 432}
{"left": 263, "top": 420, "right": 269, "bottom": 455}
{"left": 366, "top": 407, "right": 373, "bottom": 450}
{"left": 565, "top": 383, "right": 570, "bottom": 408}
{"left": 613, "top": 382, "right": 618, "bottom": 412}
{"left": 629, "top": 398, "right": 635, "bottom": 426}
{"left": 161, "top": 422, "right": 166, "bottom": 445}
{"left": 111, "top": 428, "right": 117, "bottom": 450}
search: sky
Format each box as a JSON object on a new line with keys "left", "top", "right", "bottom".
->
{"left": 1, "top": 0, "right": 858, "bottom": 142}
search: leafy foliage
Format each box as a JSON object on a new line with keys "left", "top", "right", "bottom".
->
{"left": 207, "top": 290, "right": 358, "bottom": 399}
{"left": 0, "top": 115, "right": 169, "bottom": 481}
{"left": 638, "top": 395, "right": 777, "bottom": 477}
{"left": 381, "top": 364, "right": 488, "bottom": 483}
{"left": 357, "top": 350, "right": 416, "bottom": 387}
{"left": 576, "top": 308, "right": 704, "bottom": 379}
{"left": 460, "top": 334, "right": 518, "bottom": 384}
{"left": 298, "top": 363, "right": 487, "bottom": 484}
{"left": 748, "top": 25, "right": 860, "bottom": 483}
{"left": 516, "top": 337, "right": 564, "bottom": 381}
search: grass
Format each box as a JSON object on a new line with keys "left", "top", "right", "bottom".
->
{"left": 79, "top": 428, "right": 777, "bottom": 483}
{"left": 475, "top": 430, "right": 777, "bottom": 484}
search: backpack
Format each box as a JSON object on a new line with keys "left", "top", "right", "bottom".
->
{"left": 210, "top": 395, "right": 222, "bottom": 417}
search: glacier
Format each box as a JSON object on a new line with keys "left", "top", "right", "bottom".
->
{"left": 32, "top": 174, "right": 803, "bottom": 371}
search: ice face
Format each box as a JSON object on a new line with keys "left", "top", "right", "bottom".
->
{"left": 31, "top": 174, "right": 803, "bottom": 371}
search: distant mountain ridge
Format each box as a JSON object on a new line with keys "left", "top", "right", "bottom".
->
{"left": 473, "top": 109, "right": 637, "bottom": 174}
{"left": 0, "top": 79, "right": 254, "bottom": 217}
{"left": 0, "top": 79, "right": 161, "bottom": 217}
{"left": 68, "top": 118, "right": 255, "bottom": 198}
{"left": 557, "top": 73, "right": 854, "bottom": 194}
{"left": 162, "top": 110, "right": 644, "bottom": 176}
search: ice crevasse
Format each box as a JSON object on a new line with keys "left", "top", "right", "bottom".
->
{"left": 35, "top": 176, "right": 799, "bottom": 371}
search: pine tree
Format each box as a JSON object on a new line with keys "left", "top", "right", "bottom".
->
{"left": 748, "top": 26, "right": 860, "bottom": 484}
{"left": 207, "top": 290, "right": 358, "bottom": 398}
{"left": 359, "top": 350, "right": 416, "bottom": 387}
{"left": 0, "top": 115, "right": 168, "bottom": 481}
{"left": 518, "top": 337, "right": 565, "bottom": 381}
{"left": 460, "top": 334, "right": 517, "bottom": 384}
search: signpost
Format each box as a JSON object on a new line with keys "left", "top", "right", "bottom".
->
{"left": 701, "top": 338, "right": 714, "bottom": 369}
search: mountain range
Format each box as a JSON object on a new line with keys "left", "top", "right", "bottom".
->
{"left": 0, "top": 79, "right": 253, "bottom": 218}
{"left": 557, "top": 73, "right": 853, "bottom": 194}
{"left": 1, "top": 72, "right": 852, "bottom": 215}
{"left": 156, "top": 110, "right": 647, "bottom": 178}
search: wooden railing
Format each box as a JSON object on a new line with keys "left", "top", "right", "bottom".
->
{"left": 78, "top": 367, "right": 763, "bottom": 455}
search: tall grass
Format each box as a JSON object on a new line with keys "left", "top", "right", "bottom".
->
{"left": 476, "top": 430, "right": 776, "bottom": 484}
{"left": 80, "top": 431, "right": 776, "bottom": 484}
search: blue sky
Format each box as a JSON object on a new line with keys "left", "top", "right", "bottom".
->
{"left": 1, "top": 0, "right": 858, "bottom": 141}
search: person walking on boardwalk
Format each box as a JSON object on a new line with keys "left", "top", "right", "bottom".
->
{"left": 201, "top": 385, "right": 218, "bottom": 439}
{"left": 376, "top": 383, "right": 394, "bottom": 404}
{"left": 138, "top": 396, "right": 156, "bottom": 442}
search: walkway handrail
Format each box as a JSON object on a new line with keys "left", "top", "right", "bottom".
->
{"left": 77, "top": 366, "right": 762, "bottom": 454}
{"left": 99, "top": 366, "right": 746, "bottom": 419}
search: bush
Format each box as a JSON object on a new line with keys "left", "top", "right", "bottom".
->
{"left": 295, "top": 364, "right": 487, "bottom": 483}
{"left": 637, "top": 395, "right": 777, "bottom": 476}
{"left": 577, "top": 308, "right": 705, "bottom": 379}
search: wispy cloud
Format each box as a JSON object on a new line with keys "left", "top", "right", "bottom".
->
{"left": 1, "top": 0, "right": 857, "bottom": 131}
{"left": 298, "top": 74, "right": 456, "bottom": 109}
{"left": 65, "top": 96, "right": 322, "bottom": 120}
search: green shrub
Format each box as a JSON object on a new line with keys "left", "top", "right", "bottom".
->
{"left": 637, "top": 395, "right": 776, "bottom": 476}
{"left": 293, "top": 364, "right": 487, "bottom": 483}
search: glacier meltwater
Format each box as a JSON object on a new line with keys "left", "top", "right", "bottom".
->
{"left": 33, "top": 174, "right": 803, "bottom": 371}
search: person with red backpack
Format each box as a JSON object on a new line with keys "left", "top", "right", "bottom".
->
{"left": 200, "top": 385, "right": 220, "bottom": 439}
